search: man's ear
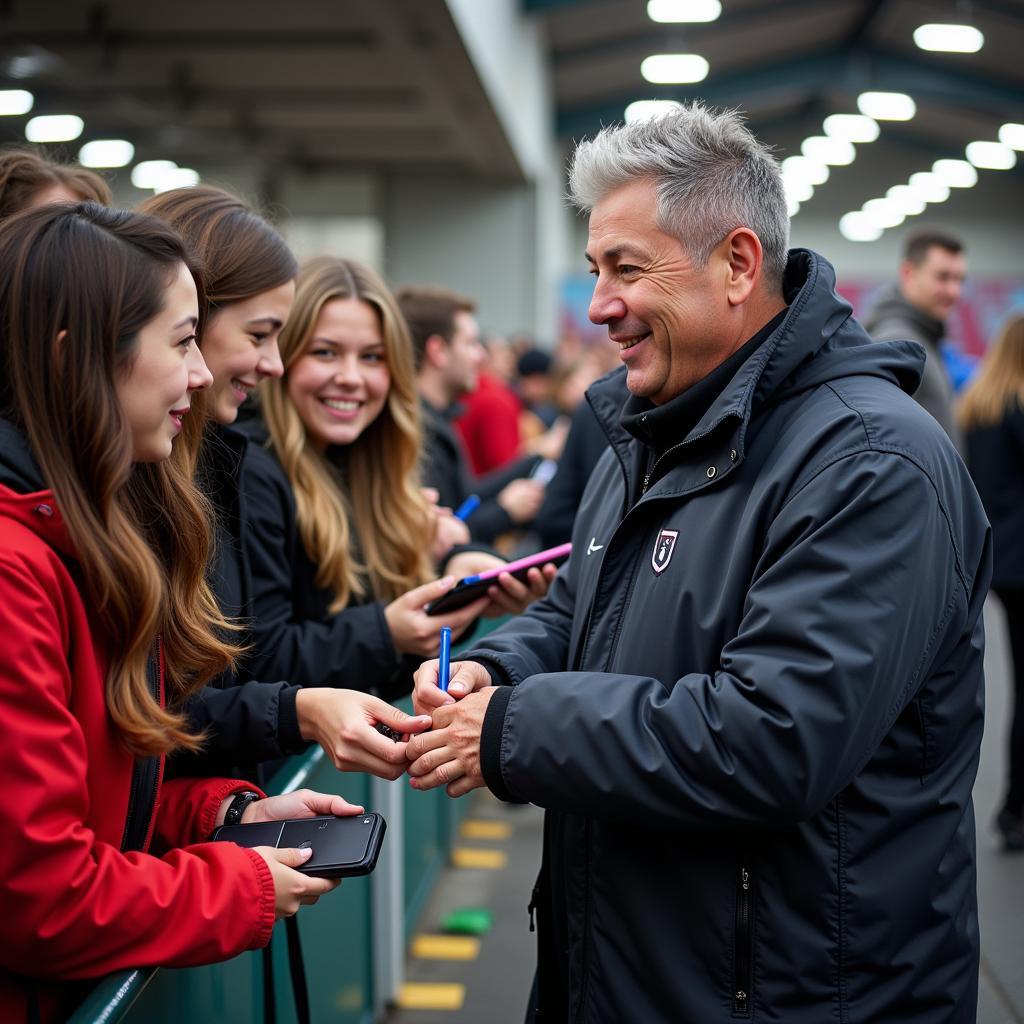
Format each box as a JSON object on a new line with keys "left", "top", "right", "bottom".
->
{"left": 423, "top": 333, "right": 449, "bottom": 371}
{"left": 720, "top": 228, "right": 763, "bottom": 307}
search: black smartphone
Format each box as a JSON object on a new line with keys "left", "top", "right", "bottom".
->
{"left": 212, "top": 813, "right": 387, "bottom": 879}
{"left": 426, "top": 542, "right": 572, "bottom": 616}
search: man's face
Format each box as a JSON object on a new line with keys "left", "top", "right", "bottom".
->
{"left": 444, "top": 310, "right": 485, "bottom": 397}
{"left": 901, "top": 245, "right": 967, "bottom": 322}
{"left": 586, "top": 178, "right": 731, "bottom": 405}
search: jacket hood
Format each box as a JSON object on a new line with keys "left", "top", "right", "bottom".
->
{"left": 0, "top": 417, "right": 76, "bottom": 556}
{"left": 587, "top": 249, "right": 925, "bottom": 453}
{"left": 862, "top": 284, "right": 944, "bottom": 348}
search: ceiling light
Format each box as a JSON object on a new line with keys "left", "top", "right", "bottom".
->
{"left": 907, "top": 172, "right": 950, "bottom": 203}
{"left": 966, "top": 140, "right": 1017, "bottom": 170}
{"left": 787, "top": 197, "right": 801, "bottom": 217}
{"left": 999, "top": 123, "right": 1024, "bottom": 150}
{"left": 153, "top": 167, "right": 200, "bottom": 193}
{"left": 647, "top": 0, "right": 721, "bottom": 22}
{"left": 931, "top": 158, "right": 977, "bottom": 187}
{"left": 857, "top": 91, "right": 916, "bottom": 121}
{"left": 885, "top": 185, "right": 927, "bottom": 216}
{"left": 823, "top": 113, "right": 879, "bottom": 143}
{"left": 862, "top": 198, "right": 905, "bottom": 229}
{"left": 839, "top": 212, "right": 883, "bottom": 242}
{"left": 78, "top": 139, "right": 135, "bottom": 168}
{"left": 784, "top": 178, "right": 814, "bottom": 203}
{"left": 624, "top": 99, "right": 682, "bottom": 124}
{"left": 0, "top": 89, "right": 33, "bottom": 116}
{"left": 131, "top": 160, "right": 177, "bottom": 189}
{"left": 781, "top": 155, "right": 829, "bottom": 186}
{"left": 913, "top": 23, "right": 984, "bottom": 53}
{"left": 640, "top": 54, "right": 709, "bottom": 84}
{"left": 801, "top": 135, "right": 856, "bottom": 166}
{"left": 25, "top": 114, "right": 83, "bottom": 143}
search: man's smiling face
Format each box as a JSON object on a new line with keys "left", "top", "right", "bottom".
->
{"left": 586, "top": 177, "right": 734, "bottom": 405}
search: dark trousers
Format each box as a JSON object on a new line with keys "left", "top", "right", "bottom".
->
{"left": 995, "top": 588, "right": 1024, "bottom": 815}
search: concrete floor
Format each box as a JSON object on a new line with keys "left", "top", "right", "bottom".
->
{"left": 387, "top": 596, "right": 1024, "bottom": 1023}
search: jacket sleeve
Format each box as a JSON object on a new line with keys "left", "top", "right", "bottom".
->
{"left": 169, "top": 680, "right": 308, "bottom": 777}
{"left": 486, "top": 450, "right": 975, "bottom": 829}
{"left": 240, "top": 445, "right": 405, "bottom": 690}
{"left": 0, "top": 553, "right": 275, "bottom": 980}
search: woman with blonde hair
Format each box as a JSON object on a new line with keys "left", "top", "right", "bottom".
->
{"left": 960, "top": 313, "right": 1024, "bottom": 850}
{"left": 0, "top": 203, "right": 356, "bottom": 1023}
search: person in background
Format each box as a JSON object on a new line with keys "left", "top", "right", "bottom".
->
{"left": 0, "top": 203, "right": 355, "bottom": 1024}
{"left": 407, "top": 104, "right": 989, "bottom": 1023}
{"left": 864, "top": 228, "right": 967, "bottom": 451}
{"left": 139, "top": 187, "right": 430, "bottom": 781}
{"left": 516, "top": 348, "right": 561, "bottom": 430}
{"left": 960, "top": 313, "right": 1024, "bottom": 851}
{"left": 0, "top": 145, "right": 112, "bottom": 218}
{"left": 397, "top": 285, "right": 545, "bottom": 544}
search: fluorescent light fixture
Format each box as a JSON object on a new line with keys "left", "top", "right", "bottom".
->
{"left": 640, "top": 54, "right": 709, "bottom": 84}
{"left": 153, "top": 167, "right": 200, "bottom": 193}
{"left": 25, "top": 114, "right": 83, "bottom": 143}
{"left": 787, "top": 197, "right": 801, "bottom": 217}
{"left": 823, "top": 113, "right": 879, "bottom": 143}
{"left": 781, "top": 155, "right": 829, "bottom": 186}
{"left": 931, "top": 158, "right": 977, "bottom": 188}
{"left": 784, "top": 178, "right": 814, "bottom": 203}
{"left": 624, "top": 99, "right": 682, "bottom": 124}
{"left": 0, "top": 89, "right": 33, "bottom": 116}
{"left": 913, "top": 23, "right": 983, "bottom": 53}
{"left": 999, "top": 123, "right": 1024, "bottom": 150}
{"left": 857, "top": 91, "right": 916, "bottom": 121}
{"left": 885, "top": 185, "right": 927, "bottom": 216}
{"left": 801, "top": 135, "right": 855, "bottom": 166}
{"left": 78, "top": 139, "right": 135, "bottom": 168}
{"left": 907, "top": 172, "right": 950, "bottom": 203}
{"left": 131, "top": 160, "right": 177, "bottom": 189}
{"left": 966, "top": 140, "right": 1017, "bottom": 170}
{"left": 839, "top": 212, "right": 883, "bottom": 242}
{"left": 862, "top": 198, "right": 905, "bottom": 229}
{"left": 647, "top": 0, "right": 721, "bottom": 22}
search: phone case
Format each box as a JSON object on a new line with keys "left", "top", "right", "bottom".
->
{"left": 212, "top": 813, "right": 387, "bottom": 879}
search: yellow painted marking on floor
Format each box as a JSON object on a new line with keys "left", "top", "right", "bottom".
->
{"left": 411, "top": 934, "right": 481, "bottom": 960}
{"left": 460, "top": 819, "right": 513, "bottom": 840}
{"left": 396, "top": 982, "right": 466, "bottom": 1010}
{"left": 451, "top": 846, "right": 508, "bottom": 869}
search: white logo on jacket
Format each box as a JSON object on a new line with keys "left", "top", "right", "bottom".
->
{"left": 651, "top": 529, "right": 678, "bottom": 576}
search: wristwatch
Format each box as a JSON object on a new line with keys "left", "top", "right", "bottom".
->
{"left": 224, "top": 790, "right": 261, "bottom": 827}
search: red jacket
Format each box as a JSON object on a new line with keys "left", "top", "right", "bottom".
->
{"left": 455, "top": 372, "right": 523, "bottom": 474}
{"left": 0, "top": 481, "right": 276, "bottom": 1023}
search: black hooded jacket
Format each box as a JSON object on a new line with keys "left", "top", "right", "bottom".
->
{"left": 466, "top": 251, "right": 990, "bottom": 1023}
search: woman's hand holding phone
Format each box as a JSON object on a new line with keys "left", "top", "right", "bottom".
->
{"left": 384, "top": 576, "right": 489, "bottom": 657}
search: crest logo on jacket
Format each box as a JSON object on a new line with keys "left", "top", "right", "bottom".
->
{"left": 651, "top": 529, "right": 678, "bottom": 576}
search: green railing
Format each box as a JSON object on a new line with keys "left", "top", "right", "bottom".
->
{"left": 68, "top": 622, "right": 502, "bottom": 1024}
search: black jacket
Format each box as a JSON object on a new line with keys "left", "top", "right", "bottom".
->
{"left": 966, "top": 404, "right": 1024, "bottom": 589}
{"left": 172, "top": 424, "right": 307, "bottom": 778}
{"left": 469, "top": 251, "right": 990, "bottom": 1023}
{"left": 237, "top": 438, "right": 412, "bottom": 698}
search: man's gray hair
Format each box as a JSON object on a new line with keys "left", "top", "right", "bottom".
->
{"left": 568, "top": 103, "right": 789, "bottom": 288}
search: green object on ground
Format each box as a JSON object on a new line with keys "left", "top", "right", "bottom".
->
{"left": 441, "top": 907, "right": 494, "bottom": 935}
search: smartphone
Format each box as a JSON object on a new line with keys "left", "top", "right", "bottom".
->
{"left": 426, "top": 542, "right": 571, "bottom": 616}
{"left": 212, "top": 813, "right": 387, "bottom": 879}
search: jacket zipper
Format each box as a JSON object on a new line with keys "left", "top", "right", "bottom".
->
{"left": 120, "top": 636, "right": 163, "bottom": 853}
{"left": 642, "top": 418, "right": 725, "bottom": 495}
{"left": 732, "top": 860, "right": 754, "bottom": 1017}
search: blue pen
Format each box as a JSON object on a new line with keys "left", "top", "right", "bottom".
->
{"left": 453, "top": 494, "right": 480, "bottom": 521}
{"left": 438, "top": 626, "right": 452, "bottom": 693}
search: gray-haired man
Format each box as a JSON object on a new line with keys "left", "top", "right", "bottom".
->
{"left": 406, "top": 104, "right": 989, "bottom": 1023}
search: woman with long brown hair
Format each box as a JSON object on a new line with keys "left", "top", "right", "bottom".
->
{"left": 0, "top": 202, "right": 357, "bottom": 1023}
{"left": 960, "top": 313, "right": 1024, "bottom": 850}
{"left": 139, "top": 188, "right": 432, "bottom": 779}
{"left": 0, "top": 145, "right": 112, "bottom": 219}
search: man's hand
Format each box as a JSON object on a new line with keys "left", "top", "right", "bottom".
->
{"left": 411, "top": 658, "right": 494, "bottom": 716}
{"left": 497, "top": 478, "right": 545, "bottom": 524}
{"left": 295, "top": 689, "right": 432, "bottom": 780}
{"left": 406, "top": 687, "right": 498, "bottom": 797}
